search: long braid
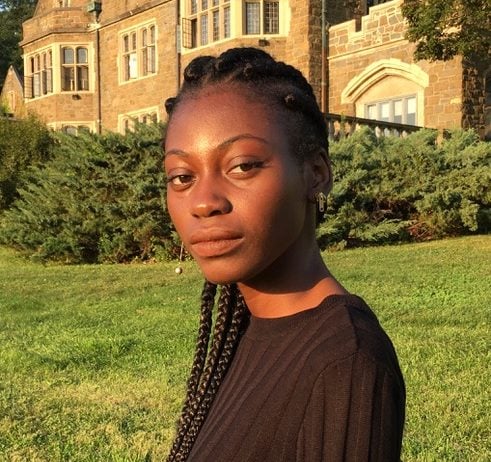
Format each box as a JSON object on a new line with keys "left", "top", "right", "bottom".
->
{"left": 168, "top": 284, "right": 250, "bottom": 461}
{"left": 167, "top": 281, "right": 216, "bottom": 461}
{"left": 165, "top": 47, "right": 328, "bottom": 460}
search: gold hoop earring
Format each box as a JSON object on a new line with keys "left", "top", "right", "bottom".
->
{"left": 175, "top": 242, "right": 184, "bottom": 275}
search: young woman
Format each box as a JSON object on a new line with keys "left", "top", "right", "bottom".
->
{"left": 163, "top": 48, "right": 405, "bottom": 461}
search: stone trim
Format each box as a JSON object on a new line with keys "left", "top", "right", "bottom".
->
{"left": 341, "top": 58, "right": 429, "bottom": 104}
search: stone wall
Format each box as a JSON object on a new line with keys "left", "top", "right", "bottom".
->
{"left": 0, "top": 67, "right": 26, "bottom": 117}
{"left": 328, "top": 0, "right": 464, "bottom": 131}
{"left": 98, "top": 1, "right": 177, "bottom": 131}
{"left": 462, "top": 59, "right": 489, "bottom": 138}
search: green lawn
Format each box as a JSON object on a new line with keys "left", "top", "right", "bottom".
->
{"left": 0, "top": 236, "right": 489, "bottom": 461}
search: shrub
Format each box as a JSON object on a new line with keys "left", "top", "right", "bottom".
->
{"left": 0, "top": 123, "right": 173, "bottom": 263}
{"left": 0, "top": 115, "right": 54, "bottom": 211}
{"left": 318, "top": 128, "right": 491, "bottom": 248}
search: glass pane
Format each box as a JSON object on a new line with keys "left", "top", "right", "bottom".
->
{"left": 213, "top": 10, "right": 219, "bottom": 41}
{"left": 367, "top": 104, "right": 377, "bottom": 120}
{"left": 406, "top": 97, "right": 416, "bottom": 125}
{"left": 131, "top": 32, "right": 137, "bottom": 50}
{"left": 150, "top": 26, "right": 156, "bottom": 43}
{"left": 63, "top": 47, "right": 74, "bottom": 64}
{"left": 62, "top": 66, "right": 74, "bottom": 91}
{"left": 77, "top": 47, "right": 87, "bottom": 63}
{"left": 202, "top": 0, "right": 208, "bottom": 9}
{"left": 245, "top": 2, "right": 260, "bottom": 34}
{"left": 123, "top": 35, "right": 129, "bottom": 52}
{"left": 264, "top": 1, "right": 279, "bottom": 34}
{"left": 407, "top": 96, "right": 416, "bottom": 114}
{"left": 223, "top": 6, "right": 230, "bottom": 38}
{"left": 213, "top": 0, "right": 219, "bottom": 5}
{"left": 200, "top": 13, "right": 208, "bottom": 45}
{"left": 129, "top": 52, "right": 137, "bottom": 79}
{"left": 191, "top": 0, "right": 198, "bottom": 14}
{"left": 380, "top": 102, "right": 390, "bottom": 121}
{"left": 63, "top": 126, "right": 77, "bottom": 135}
{"left": 77, "top": 65, "right": 89, "bottom": 90}
{"left": 142, "top": 28, "right": 147, "bottom": 46}
{"left": 47, "top": 50, "right": 52, "bottom": 67}
{"left": 393, "top": 100, "right": 402, "bottom": 124}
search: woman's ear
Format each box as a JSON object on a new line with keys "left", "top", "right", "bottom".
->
{"left": 305, "top": 148, "right": 332, "bottom": 201}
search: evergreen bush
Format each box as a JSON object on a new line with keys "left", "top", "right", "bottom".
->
{"left": 0, "top": 123, "right": 173, "bottom": 263}
{"left": 318, "top": 128, "right": 491, "bottom": 248}
{"left": 0, "top": 115, "right": 54, "bottom": 211}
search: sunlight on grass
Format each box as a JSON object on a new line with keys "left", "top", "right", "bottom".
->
{"left": 0, "top": 236, "right": 490, "bottom": 461}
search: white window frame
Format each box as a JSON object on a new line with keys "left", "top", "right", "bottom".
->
{"left": 118, "top": 107, "right": 160, "bottom": 133}
{"left": 25, "top": 48, "right": 53, "bottom": 99}
{"left": 244, "top": 0, "right": 280, "bottom": 36}
{"left": 365, "top": 95, "right": 418, "bottom": 126}
{"left": 61, "top": 46, "right": 89, "bottom": 92}
{"left": 120, "top": 22, "right": 158, "bottom": 84}
{"left": 182, "top": 0, "right": 231, "bottom": 49}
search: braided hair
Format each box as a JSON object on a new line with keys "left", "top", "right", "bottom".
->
{"left": 165, "top": 48, "right": 329, "bottom": 461}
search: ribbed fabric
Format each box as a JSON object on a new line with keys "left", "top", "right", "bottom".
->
{"left": 188, "top": 294, "right": 405, "bottom": 461}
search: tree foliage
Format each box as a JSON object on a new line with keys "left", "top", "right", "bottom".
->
{"left": 318, "top": 127, "right": 491, "bottom": 249}
{"left": 0, "top": 0, "right": 36, "bottom": 87}
{"left": 401, "top": 0, "right": 491, "bottom": 61}
{"left": 0, "top": 123, "right": 174, "bottom": 263}
{"left": 0, "top": 114, "right": 54, "bottom": 211}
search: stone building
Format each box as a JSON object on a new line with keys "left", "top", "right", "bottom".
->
{"left": 15, "top": 0, "right": 491, "bottom": 137}
{"left": 0, "top": 66, "right": 26, "bottom": 118}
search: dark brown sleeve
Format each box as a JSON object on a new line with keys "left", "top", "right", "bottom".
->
{"left": 296, "top": 352, "right": 405, "bottom": 461}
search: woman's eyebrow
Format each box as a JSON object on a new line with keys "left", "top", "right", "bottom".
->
{"left": 165, "top": 133, "right": 269, "bottom": 158}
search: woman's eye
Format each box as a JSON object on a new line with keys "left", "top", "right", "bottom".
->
{"left": 230, "top": 161, "right": 264, "bottom": 174}
{"left": 167, "top": 174, "right": 194, "bottom": 187}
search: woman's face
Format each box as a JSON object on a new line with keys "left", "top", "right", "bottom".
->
{"left": 164, "top": 88, "right": 317, "bottom": 285}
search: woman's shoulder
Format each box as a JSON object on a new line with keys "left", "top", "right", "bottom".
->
{"left": 301, "top": 294, "right": 403, "bottom": 380}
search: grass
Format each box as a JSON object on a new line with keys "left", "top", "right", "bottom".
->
{"left": 0, "top": 236, "right": 489, "bottom": 461}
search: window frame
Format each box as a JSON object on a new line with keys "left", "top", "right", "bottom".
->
{"left": 120, "top": 22, "right": 158, "bottom": 84}
{"left": 182, "top": 0, "right": 231, "bottom": 49}
{"left": 119, "top": 107, "right": 160, "bottom": 133}
{"left": 25, "top": 49, "right": 53, "bottom": 99}
{"left": 244, "top": 0, "right": 280, "bottom": 36}
{"left": 365, "top": 95, "right": 418, "bottom": 126}
{"left": 61, "top": 45, "right": 89, "bottom": 92}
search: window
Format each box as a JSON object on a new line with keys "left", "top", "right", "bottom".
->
{"left": 365, "top": 96, "right": 417, "bottom": 125}
{"left": 26, "top": 50, "right": 53, "bottom": 99}
{"left": 182, "top": 0, "right": 231, "bottom": 49}
{"left": 121, "top": 24, "right": 157, "bottom": 82}
{"left": 58, "top": 0, "right": 71, "bottom": 6}
{"left": 61, "top": 46, "right": 89, "bottom": 91}
{"left": 142, "top": 26, "right": 156, "bottom": 75}
{"left": 120, "top": 109, "right": 159, "bottom": 133}
{"left": 61, "top": 124, "right": 90, "bottom": 135}
{"left": 245, "top": 1, "right": 279, "bottom": 35}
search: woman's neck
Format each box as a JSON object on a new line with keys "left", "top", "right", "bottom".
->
{"left": 238, "top": 250, "right": 348, "bottom": 319}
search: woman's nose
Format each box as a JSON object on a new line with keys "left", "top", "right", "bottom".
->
{"left": 191, "top": 179, "right": 232, "bottom": 218}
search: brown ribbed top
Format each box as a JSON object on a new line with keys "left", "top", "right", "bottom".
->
{"left": 188, "top": 294, "right": 405, "bottom": 461}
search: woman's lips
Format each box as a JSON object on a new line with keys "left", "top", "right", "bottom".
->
{"left": 189, "top": 230, "right": 244, "bottom": 258}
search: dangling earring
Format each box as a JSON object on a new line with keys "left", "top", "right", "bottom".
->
{"left": 175, "top": 242, "right": 184, "bottom": 274}
{"left": 316, "top": 192, "right": 327, "bottom": 213}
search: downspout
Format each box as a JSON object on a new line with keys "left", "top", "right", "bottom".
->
{"left": 320, "top": 0, "right": 328, "bottom": 114}
{"left": 95, "top": 24, "right": 102, "bottom": 133}
{"left": 176, "top": 0, "right": 181, "bottom": 92}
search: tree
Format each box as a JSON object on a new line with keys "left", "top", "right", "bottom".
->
{"left": 0, "top": 0, "right": 36, "bottom": 88}
{"left": 401, "top": 0, "right": 491, "bottom": 61}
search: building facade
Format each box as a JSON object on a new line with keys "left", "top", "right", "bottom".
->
{"left": 15, "top": 0, "right": 491, "bottom": 137}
